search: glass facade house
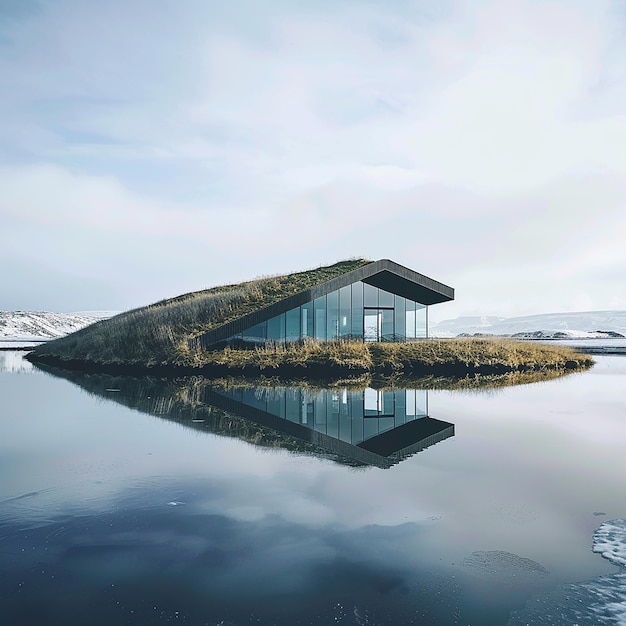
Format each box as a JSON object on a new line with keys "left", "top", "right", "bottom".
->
{"left": 191, "top": 259, "right": 454, "bottom": 350}
{"left": 225, "top": 281, "right": 428, "bottom": 345}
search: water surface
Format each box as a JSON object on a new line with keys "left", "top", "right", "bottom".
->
{"left": 1, "top": 353, "right": 625, "bottom": 624}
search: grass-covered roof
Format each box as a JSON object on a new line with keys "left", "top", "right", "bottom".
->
{"left": 29, "top": 259, "right": 373, "bottom": 366}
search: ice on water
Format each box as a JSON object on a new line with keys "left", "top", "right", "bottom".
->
{"left": 594, "top": 519, "right": 626, "bottom": 567}
{"left": 509, "top": 519, "right": 626, "bottom": 626}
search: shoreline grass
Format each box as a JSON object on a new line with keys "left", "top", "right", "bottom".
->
{"left": 190, "top": 338, "right": 594, "bottom": 374}
{"left": 27, "top": 337, "right": 594, "bottom": 378}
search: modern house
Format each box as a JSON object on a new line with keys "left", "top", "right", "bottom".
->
{"left": 192, "top": 259, "right": 454, "bottom": 350}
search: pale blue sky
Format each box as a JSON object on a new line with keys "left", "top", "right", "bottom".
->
{"left": 1, "top": 0, "right": 625, "bottom": 321}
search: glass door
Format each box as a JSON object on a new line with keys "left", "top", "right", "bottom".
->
{"left": 363, "top": 308, "right": 394, "bottom": 342}
{"left": 364, "top": 309, "right": 380, "bottom": 342}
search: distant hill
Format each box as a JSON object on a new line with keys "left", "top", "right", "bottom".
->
{"left": 6, "top": 308, "right": 625, "bottom": 344}
{"left": 431, "top": 311, "right": 626, "bottom": 338}
{"left": 0, "top": 310, "right": 118, "bottom": 342}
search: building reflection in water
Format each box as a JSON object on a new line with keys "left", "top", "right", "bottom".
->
{"left": 203, "top": 385, "right": 454, "bottom": 469}
{"left": 25, "top": 356, "right": 455, "bottom": 470}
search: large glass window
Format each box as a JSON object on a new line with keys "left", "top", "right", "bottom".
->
{"left": 405, "top": 300, "right": 416, "bottom": 340}
{"left": 379, "top": 287, "right": 394, "bottom": 307}
{"left": 416, "top": 305, "right": 427, "bottom": 338}
{"left": 243, "top": 322, "right": 266, "bottom": 343}
{"left": 326, "top": 290, "right": 339, "bottom": 340}
{"left": 394, "top": 295, "right": 406, "bottom": 340}
{"left": 314, "top": 296, "right": 327, "bottom": 341}
{"left": 363, "top": 282, "right": 378, "bottom": 307}
{"left": 267, "top": 313, "right": 285, "bottom": 342}
{"left": 301, "top": 302, "right": 313, "bottom": 338}
{"left": 286, "top": 308, "right": 300, "bottom": 342}
{"left": 339, "top": 285, "right": 351, "bottom": 338}
{"left": 351, "top": 282, "right": 363, "bottom": 340}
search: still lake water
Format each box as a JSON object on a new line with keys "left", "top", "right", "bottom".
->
{"left": 1, "top": 352, "right": 626, "bottom": 625}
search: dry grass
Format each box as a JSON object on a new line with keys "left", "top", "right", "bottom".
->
{"left": 190, "top": 338, "right": 593, "bottom": 375}
{"left": 28, "top": 259, "right": 371, "bottom": 366}
{"left": 365, "top": 338, "right": 593, "bottom": 372}
{"left": 189, "top": 339, "right": 373, "bottom": 370}
{"left": 200, "top": 367, "right": 589, "bottom": 392}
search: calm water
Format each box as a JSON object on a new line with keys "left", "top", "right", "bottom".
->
{"left": 1, "top": 352, "right": 626, "bottom": 625}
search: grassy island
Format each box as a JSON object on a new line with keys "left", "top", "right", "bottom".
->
{"left": 26, "top": 259, "right": 593, "bottom": 377}
{"left": 28, "top": 334, "right": 593, "bottom": 378}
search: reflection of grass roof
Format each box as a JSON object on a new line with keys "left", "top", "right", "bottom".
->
{"left": 30, "top": 259, "right": 373, "bottom": 366}
{"left": 33, "top": 366, "right": 369, "bottom": 466}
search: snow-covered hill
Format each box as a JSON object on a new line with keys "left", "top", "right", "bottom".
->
{"left": 431, "top": 310, "right": 626, "bottom": 338}
{"left": 3, "top": 308, "right": 625, "bottom": 344}
{"left": 0, "top": 310, "right": 118, "bottom": 342}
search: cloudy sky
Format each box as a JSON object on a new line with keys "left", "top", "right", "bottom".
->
{"left": 1, "top": 0, "right": 625, "bottom": 321}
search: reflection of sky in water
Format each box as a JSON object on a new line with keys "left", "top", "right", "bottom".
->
{"left": 1, "top": 483, "right": 458, "bottom": 624}
{"left": 0, "top": 350, "right": 35, "bottom": 373}
{"left": 1, "top": 353, "right": 626, "bottom": 624}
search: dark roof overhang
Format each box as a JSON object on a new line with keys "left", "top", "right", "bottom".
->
{"left": 192, "top": 259, "right": 454, "bottom": 349}
{"left": 360, "top": 260, "right": 454, "bottom": 305}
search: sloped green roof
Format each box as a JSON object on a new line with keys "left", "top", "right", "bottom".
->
{"left": 30, "top": 259, "right": 373, "bottom": 366}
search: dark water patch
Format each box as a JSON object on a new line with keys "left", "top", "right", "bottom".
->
{"left": 0, "top": 484, "right": 479, "bottom": 626}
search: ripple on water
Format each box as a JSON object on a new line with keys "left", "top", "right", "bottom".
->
{"left": 462, "top": 550, "right": 549, "bottom": 584}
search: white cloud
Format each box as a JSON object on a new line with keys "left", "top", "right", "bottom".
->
{"left": 1, "top": 0, "right": 625, "bottom": 316}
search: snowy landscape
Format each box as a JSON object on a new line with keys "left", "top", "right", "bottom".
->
{"left": 430, "top": 310, "right": 626, "bottom": 339}
{"left": 0, "top": 310, "right": 117, "bottom": 347}
{"left": 2, "top": 309, "right": 625, "bottom": 348}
